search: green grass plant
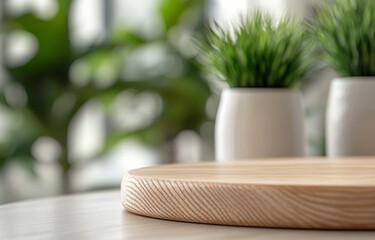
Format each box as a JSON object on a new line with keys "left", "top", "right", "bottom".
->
{"left": 309, "top": 0, "right": 375, "bottom": 77}
{"left": 197, "top": 11, "right": 312, "bottom": 88}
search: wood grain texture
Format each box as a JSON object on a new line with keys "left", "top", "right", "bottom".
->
{"left": 122, "top": 157, "right": 375, "bottom": 229}
{"left": 1, "top": 191, "right": 375, "bottom": 240}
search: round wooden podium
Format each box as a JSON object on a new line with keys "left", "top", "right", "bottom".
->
{"left": 122, "top": 158, "right": 375, "bottom": 229}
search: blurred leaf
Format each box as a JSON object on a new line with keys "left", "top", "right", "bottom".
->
{"left": 14, "top": 158, "right": 38, "bottom": 177}
{"left": 5, "top": 0, "right": 72, "bottom": 81}
{"left": 0, "top": 119, "right": 40, "bottom": 176}
{"left": 95, "top": 126, "right": 153, "bottom": 159}
{"left": 110, "top": 30, "right": 146, "bottom": 46}
{"left": 160, "top": 0, "right": 195, "bottom": 30}
{"left": 308, "top": 136, "right": 326, "bottom": 156}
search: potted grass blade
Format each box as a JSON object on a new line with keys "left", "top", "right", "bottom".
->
{"left": 310, "top": 0, "right": 375, "bottom": 157}
{"left": 197, "top": 12, "right": 312, "bottom": 161}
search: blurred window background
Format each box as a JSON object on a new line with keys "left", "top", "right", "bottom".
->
{"left": 0, "top": 0, "right": 331, "bottom": 204}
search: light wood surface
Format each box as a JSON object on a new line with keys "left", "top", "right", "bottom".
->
{"left": 122, "top": 157, "right": 375, "bottom": 229}
{"left": 0, "top": 191, "right": 374, "bottom": 240}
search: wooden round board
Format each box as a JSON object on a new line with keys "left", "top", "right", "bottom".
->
{"left": 121, "top": 158, "right": 375, "bottom": 229}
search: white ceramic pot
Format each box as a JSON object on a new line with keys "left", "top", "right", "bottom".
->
{"left": 215, "top": 89, "right": 305, "bottom": 161}
{"left": 326, "top": 77, "right": 375, "bottom": 156}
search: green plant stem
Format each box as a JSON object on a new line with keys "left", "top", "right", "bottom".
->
{"left": 58, "top": 135, "right": 72, "bottom": 194}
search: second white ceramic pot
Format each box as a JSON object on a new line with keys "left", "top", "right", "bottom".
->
{"left": 215, "top": 89, "right": 305, "bottom": 161}
{"left": 326, "top": 77, "right": 375, "bottom": 156}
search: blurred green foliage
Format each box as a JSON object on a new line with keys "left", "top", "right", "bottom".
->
{"left": 0, "top": 0, "right": 211, "bottom": 192}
